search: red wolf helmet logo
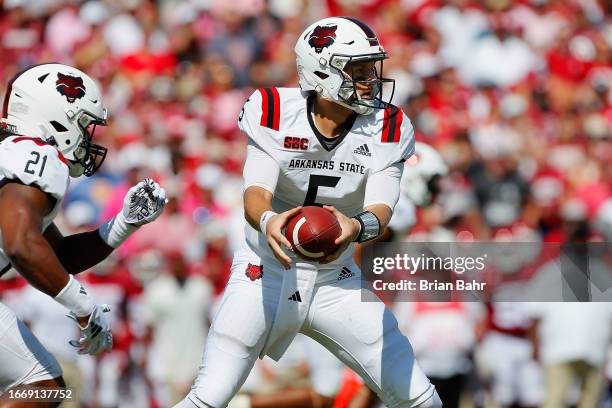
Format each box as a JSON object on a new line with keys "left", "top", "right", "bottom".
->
{"left": 308, "top": 25, "right": 337, "bottom": 53}
{"left": 56, "top": 73, "right": 86, "bottom": 103}
{"left": 245, "top": 263, "right": 264, "bottom": 281}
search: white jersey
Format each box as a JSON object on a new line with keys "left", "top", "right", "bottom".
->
{"left": 239, "top": 87, "right": 415, "bottom": 269}
{"left": 0, "top": 135, "right": 70, "bottom": 274}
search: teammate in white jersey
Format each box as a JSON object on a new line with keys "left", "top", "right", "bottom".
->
{"left": 0, "top": 64, "right": 167, "bottom": 407}
{"left": 175, "top": 17, "right": 441, "bottom": 408}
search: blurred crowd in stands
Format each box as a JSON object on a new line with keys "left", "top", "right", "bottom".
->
{"left": 0, "top": 0, "right": 611, "bottom": 407}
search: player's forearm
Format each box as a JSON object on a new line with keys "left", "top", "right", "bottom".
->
{"left": 10, "top": 229, "right": 100, "bottom": 325}
{"left": 0, "top": 194, "right": 71, "bottom": 297}
{"left": 43, "top": 223, "right": 114, "bottom": 274}
{"left": 5, "top": 228, "right": 70, "bottom": 297}
{"left": 362, "top": 162, "right": 402, "bottom": 234}
{"left": 244, "top": 186, "right": 274, "bottom": 232}
{"left": 364, "top": 203, "right": 393, "bottom": 230}
{"left": 54, "top": 230, "right": 114, "bottom": 274}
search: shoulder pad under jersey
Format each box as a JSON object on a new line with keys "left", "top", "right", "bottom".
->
{"left": 0, "top": 136, "right": 70, "bottom": 201}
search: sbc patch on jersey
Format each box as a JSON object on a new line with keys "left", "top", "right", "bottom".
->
{"left": 283, "top": 136, "right": 309, "bottom": 151}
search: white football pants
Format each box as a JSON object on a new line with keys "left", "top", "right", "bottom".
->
{"left": 177, "top": 247, "right": 440, "bottom": 408}
{"left": 0, "top": 301, "right": 63, "bottom": 394}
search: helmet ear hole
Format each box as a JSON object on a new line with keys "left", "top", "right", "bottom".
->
{"left": 314, "top": 71, "right": 329, "bottom": 79}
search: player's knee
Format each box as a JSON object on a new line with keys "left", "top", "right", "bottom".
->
{"left": 378, "top": 335, "right": 438, "bottom": 407}
{"left": 211, "top": 329, "right": 259, "bottom": 359}
{"left": 380, "top": 362, "right": 416, "bottom": 405}
{"left": 380, "top": 336, "right": 416, "bottom": 399}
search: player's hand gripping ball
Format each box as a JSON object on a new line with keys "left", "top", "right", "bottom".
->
{"left": 284, "top": 206, "right": 342, "bottom": 261}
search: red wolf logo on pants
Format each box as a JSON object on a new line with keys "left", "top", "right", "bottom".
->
{"left": 245, "top": 263, "right": 264, "bottom": 281}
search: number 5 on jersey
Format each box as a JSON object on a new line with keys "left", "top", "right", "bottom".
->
{"left": 304, "top": 175, "right": 340, "bottom": 207}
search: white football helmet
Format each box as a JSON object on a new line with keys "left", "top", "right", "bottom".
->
{"left": 295, "top": 17, "right": 395, "bottom": 115}
{"left": 1, "top": 63, "right": 108, "bottom": 177}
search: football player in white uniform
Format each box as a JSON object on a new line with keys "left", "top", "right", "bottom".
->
{"left": 227, "top": 143, "right": 450, "bottom": 408}
{"left": 175, "top": 17, "right": 441, "bottom": 408}
{"left": 0, "top": 64, "right": 166, "bottom": 407}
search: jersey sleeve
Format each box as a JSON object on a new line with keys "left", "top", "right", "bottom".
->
{"left": 243, "top": 140, "right": 280, "bottom": 193}
{"left": 0, "top": 137, "right": 70, "bottom": 202}
{"left": 238, "top": 89, "right": 282, "bottom": 162}
{"left": 397, "top": 112, "right": 416, "bottom": 162}
{"left": 364, "top": 161, "right": 403, "bottom": 209}
{"left": 370, "top": 107, "right": 416, "bottom": 171}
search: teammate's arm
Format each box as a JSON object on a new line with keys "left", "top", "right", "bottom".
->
{"left": 45, "top": 179, "right": 167, "bottom": 274}
{"left": 44, "top": 224, "right": 113, "bottom": 274}
{"left": 243, "top": 142, "right": 301, "bottom": 269}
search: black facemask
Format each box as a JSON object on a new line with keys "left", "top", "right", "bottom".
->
{"left": 75, "top": 112, "right": 107, "bottom": 177}
{"left": 331, "top": 53, "right": 395, "bottom": 111}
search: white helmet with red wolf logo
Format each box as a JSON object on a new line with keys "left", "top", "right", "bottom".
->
{"left": 1, "top": 63, "right": 107, "bottom": 177}
{"left": 295, "top": 17, "right": 395, "bottom": 115}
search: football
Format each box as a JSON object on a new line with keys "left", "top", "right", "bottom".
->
{"left": 285, "top": 206, "right": 342, "bottom": 261}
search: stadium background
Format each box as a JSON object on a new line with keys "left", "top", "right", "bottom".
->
{"left": 0, "top": 0, "right": 611, "bottom": 407}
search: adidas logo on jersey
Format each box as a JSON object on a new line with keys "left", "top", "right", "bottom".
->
{"left": 354, "top": 144, "right": 371, "bottom": 157}
{"left": 288, "top": 291, "right": 302, "bottom": 302}
{"left": 337, "top": 267, "right": 355, "bottom": 281}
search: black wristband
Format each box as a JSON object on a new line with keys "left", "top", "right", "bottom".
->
{"left": 352, "top": 211, "right": 381, "bottom": 243}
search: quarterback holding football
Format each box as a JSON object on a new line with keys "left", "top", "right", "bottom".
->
{"left": 0, "top": 64, "right": 167, "bottom": 406}
{"left": 175, "top": 17, "right": 441, "bottom": 408}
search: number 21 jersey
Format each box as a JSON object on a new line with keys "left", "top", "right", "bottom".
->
{"left": 0, "top": 136, "right": 69, "bottom": 274}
